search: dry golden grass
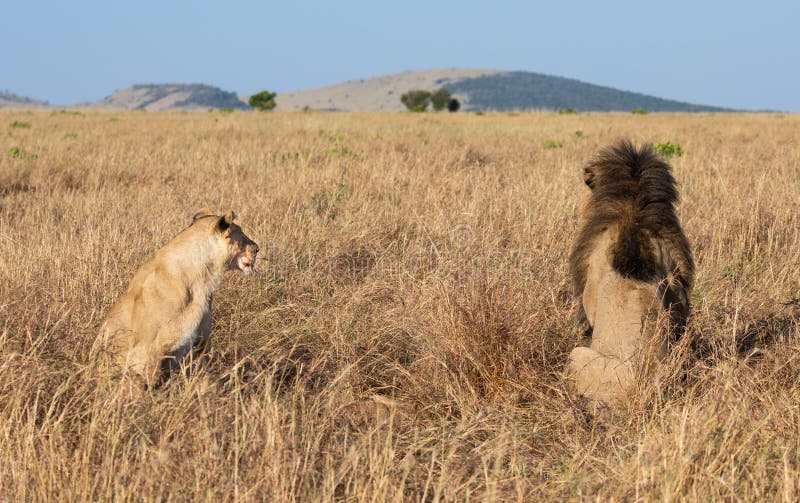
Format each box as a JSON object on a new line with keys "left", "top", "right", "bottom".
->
{"left": 1, "top": 108, "right": 799, "bottom": 501}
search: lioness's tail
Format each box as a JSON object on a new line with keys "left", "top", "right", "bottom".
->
{"left": 587, "top": 139, "right": 694, "bottom": 291}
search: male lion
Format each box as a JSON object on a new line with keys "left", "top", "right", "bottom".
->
{"left": 566, "top": 140, "right": 694, "bottom": 406}
{"left": 93, "top": 209, "right": 259, "bottom": 388}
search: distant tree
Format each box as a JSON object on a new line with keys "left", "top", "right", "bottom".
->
{"left": 400, "top": 90, "right": 432, "bottom": 112}
{"left": 431, "top": 88, "right": 452, "bottom": 111}
{"left": 447, "top": 98, "right": 460, "bottom": 112}
{"left": 249, "top": 90, "right": 277, "bottom": 111}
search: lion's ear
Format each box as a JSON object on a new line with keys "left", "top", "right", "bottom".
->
{"left": 192, "top": 208, "right": 214, "bottom": 223}
{"left": 217, "top": 210, "right": 236, "bottom": 233}
{"left": 583, "top": 167, "right": 596, "bottom": 189}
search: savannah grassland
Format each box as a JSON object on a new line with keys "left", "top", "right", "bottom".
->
{"left": 1, "top": 108, "right": 799, "bottom": 502}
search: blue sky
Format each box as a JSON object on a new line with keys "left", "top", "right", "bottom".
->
{"left": 3, "top": 0, "right": 798, "bottom": 110}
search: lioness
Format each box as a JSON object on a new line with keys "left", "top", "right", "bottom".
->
{"left": 566, "top": 140, "right": 694, "bottom": 406}
{"left": 94, "top": 209, "right": 259, "bottom": 387}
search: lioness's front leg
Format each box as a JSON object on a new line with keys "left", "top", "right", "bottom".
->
{"left": 194, "top": 298, "right": 213, "bottom": 353}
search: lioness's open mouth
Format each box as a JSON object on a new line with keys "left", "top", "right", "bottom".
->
{"left": 237, "top": 255, "right": 256, "bottom": 275}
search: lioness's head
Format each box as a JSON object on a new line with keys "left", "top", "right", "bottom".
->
{"left": 192, "top": 209, "right": 260, "bottom": 276}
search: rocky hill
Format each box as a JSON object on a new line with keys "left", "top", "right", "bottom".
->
{"left": 276, "top": 69, "right": 728, "bottom": 112}
{"left": 93, "top": 84, "right": 250, "bottom": 111}
{"left": 0, "top": 91, "right": 50, "bottom": 109}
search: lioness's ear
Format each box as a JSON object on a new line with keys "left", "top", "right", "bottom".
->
{"left": 216, "top": 210, "right": 236, "bottom": 233}
{"left": 193, "top": 208, "right": 214, "bottom": 223}
{"left": 583, "top": 167, "right": 596, "bottom": 189}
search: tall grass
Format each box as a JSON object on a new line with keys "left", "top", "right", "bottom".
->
{"left": 1, "top": 109, "right": 799, "bottom": 500}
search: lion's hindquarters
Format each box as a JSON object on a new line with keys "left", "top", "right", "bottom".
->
{"left": 567, "top": 347, "right": 634, "bottom": 405}
{"left": 569, "top": 271, "right": 662, "bottom": 403}
{"left": 570, "top": 229, "right": 669, "bottom": 403}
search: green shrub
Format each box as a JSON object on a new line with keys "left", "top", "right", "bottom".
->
{"left": 431, "top": 88, "right": 452, "bottom": 111}
{"left": 10, "top": 121, "right": 30, "bottom": 129}
{"left": 631, "top": 108, "right": 649, "bottom": 115}
{"left": 447, "top": 98, "right": 460, "bottom": 112}
{"left": 559, "top": 108, "right": 577, "bottom": 114}
{"left": 330, "top": 143, "right": 351, "bottom": 157}
{"left": 324, "top": 132, "right": 352, "bottom": 157}
{"left": 8, "top": 147, "right": 38, "bottom": 160}
{"left": 63, "top": 133, "right": 78, "bottom": 139}
{"left": 574, "top": 130, "right": 584, "bottom": 138}
{"left": 249, "top": 90, "right": 277, "bottom": 111}
{"left": 543, "top": 140, "right": 564, "bottom": 149}
{"left": 654, "top": 141, "right": 684, "bottom": 158}
{"left": 400, "top": 90, "right": 431, "bottom": 112}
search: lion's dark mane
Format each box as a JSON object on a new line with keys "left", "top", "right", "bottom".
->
{"left": 569, "top": 139, "right": 695, "bottom": 302}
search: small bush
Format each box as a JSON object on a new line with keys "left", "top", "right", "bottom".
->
{"left": 249, "top": 90, "right": 277, "bottom": 111}
{"left": 542, "top": 140, "right": 564, "bottom": 149}
{"left": 52, "top": 110, "right": 83, "bottom": 116}
{"left": 574, "top": 130, "right": 584, "bottom": 138}
{"left": 654, "top": 141, "right": 684, "bottom": 158}
{"left": 219, "top": 108, "right": 234, "bottom": 114}
{"left": 400, "top": 90, "right": 432, "bottom": 112}
{"left": 8, "top": 147, "right": 38, "bottom": 160}
{"left": 631, "top": 108, "right": 649, "bottom": 115}
{"left": 447, "top": 98, "right": 460, "bottom": 112}
{"left": 10, "top": 121, "right": 30, "bottom": 129}
{"left": 63, "top": 133, "right": 78, "bottom": 139}
{"left": 559, "top": 108, "right": 577, "bottom": 115}
{"left": 431, "top": 88, "right": 452, "bottom": 111}
{"left": 330, "top": 143, "right": 351, "bottom": 157}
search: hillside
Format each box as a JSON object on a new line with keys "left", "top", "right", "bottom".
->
{"left": 93, "top": 84, "right": 250, "bottom": 111}
{"left": 0, "top": 91, "right": 50, "bottom": 109}
{"left": 445, "top": 71, "right": 728, "bottom": 112}
{"left": 275, "top": 69, "right": 503, "bottom": 111}
{"left": 276, "top": 68, "right": 728, "bottom": 112}
{"left": 4, "top": 69, "right": 729, "bottom": 112}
